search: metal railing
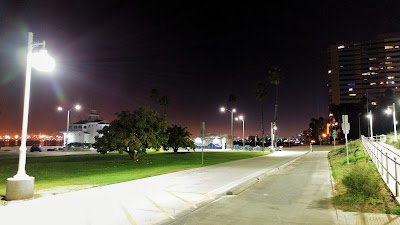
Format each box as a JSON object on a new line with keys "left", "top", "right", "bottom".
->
{"left": 362, "top": 135, "right": 400, "bottom": 198}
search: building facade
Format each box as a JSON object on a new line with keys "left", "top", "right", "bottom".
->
{"left": 328, "top": 33, "right": 400, "bottom": 106}
{"left": 61, "top": 110, "right": 109, "bottom": 144}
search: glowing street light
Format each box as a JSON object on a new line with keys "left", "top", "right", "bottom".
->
{"left": 220, "top": 107, "right": 236, "bottom": 150}
{"left": 235, "top": 115, "right": 245, "bottom": 148}
{"left": 6, "top": 32, "right": 55, "bottom": 200}
{"left": 366, "top": 111, "right": 373, "bottom": 139}
{"left": 58, "top": 104, "right": 81, "bottom": 147}
{"left": 385, "top": 102, "right": 398, "bottom": 142}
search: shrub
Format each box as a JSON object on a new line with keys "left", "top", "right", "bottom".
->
{"left": 342, "top": 163, "right": 382, "bottom": 197}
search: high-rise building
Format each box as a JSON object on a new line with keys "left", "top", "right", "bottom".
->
{"left": 327, "top": 33, "right": 400, "bottom": 106}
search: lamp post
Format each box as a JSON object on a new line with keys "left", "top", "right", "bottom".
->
{"left": 385, "top": 103, "right": 398, "bottom": 142}
{"left": 58, "top": 104, "right": 81, "bottom": 147}
{"left": 367, "top": 111, "right": 373, "bottom": 139}
{"left": 220, "top": 107, "right": 236, "bottom": 150}
{"left": 235, "top": 115, "right": 245, "bottom": 148}
{"left": 271, "top": 122, "right": 277, "bottom": 150}
{"left": 6, "top": 32, "right": 55, "bottom": 200}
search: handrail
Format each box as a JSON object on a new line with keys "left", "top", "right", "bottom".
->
{"left": 361, "top": 135, "right": 400, "bottom": 201}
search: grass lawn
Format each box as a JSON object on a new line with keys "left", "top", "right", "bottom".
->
{"left": 0, "top": 150, "right": 267, "bottom": 199}
{"left": 328, "top": 140, "right": 400, "bottom": 214}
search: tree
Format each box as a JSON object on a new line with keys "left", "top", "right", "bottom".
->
{"left": 94, "top": 107, "right": 168, "bottom": 161}
{"left": 268, "top": 66, "right": 283, "bottom": 149}
{"left": 150, "top": 88, "right": 169, "bottom": 116}
{"left": 159, "top": 95, "right": 169, "bottom": 115}
{"left": 227, "top": 93, "right": 237, "bottom": 108}
{"left": 166, "top": 125, "right": 195, "bottom": 153}
{"left": 255, "top": 81, "right": 268, "bottom": 149}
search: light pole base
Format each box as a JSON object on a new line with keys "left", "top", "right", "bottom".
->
{"left": 6, "top": 176, "right": 35, "bottom": 200}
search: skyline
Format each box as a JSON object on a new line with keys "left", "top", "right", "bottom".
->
{"left": 1, "top": 1, "right": 400, "bottom": 138}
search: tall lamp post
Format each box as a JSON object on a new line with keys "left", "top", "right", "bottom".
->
{"left": 235, "top": 115, "right": 245, "bottom": 148}
{"left": 367, "top": 111, "right": 373, "bottom": 139}
{"left": 58, "top": 104, "right": 81, "bottom": 147}
{"left": 385, "top": 103, "right": 398, "bottom": 142}
{"left": 6, "top": 32, "right": 55, "bottom": 200}
{"left": 220, "top": 107, "right": 236, "bottom": 150}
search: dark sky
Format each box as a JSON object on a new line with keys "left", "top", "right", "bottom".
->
{"left": 0, "top": 1, "right": 399, "bottom": 138}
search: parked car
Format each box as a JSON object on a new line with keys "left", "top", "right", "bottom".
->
{"left": 30, "top": 144, "right": 43, "bottom": 152}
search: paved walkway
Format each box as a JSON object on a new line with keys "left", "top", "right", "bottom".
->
{"left": 1, "top": 147, "right": 399, "bottom": 225}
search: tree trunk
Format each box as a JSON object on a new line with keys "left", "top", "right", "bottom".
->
{"left": 173, "top": 147, "right": 179, "bottom": 153}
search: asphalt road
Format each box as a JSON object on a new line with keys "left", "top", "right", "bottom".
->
{"left": 169, "top": 151, "right": 339, "bottom": 225}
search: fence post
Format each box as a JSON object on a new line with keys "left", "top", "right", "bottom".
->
{"left": 381, "top": 151, "right": 384, "bottom": 175}
{"left": 386, "top": 152, "right": 389, "bottom": 184}
{"left": 395, "top": 157, "right": 399, "bottom": 197}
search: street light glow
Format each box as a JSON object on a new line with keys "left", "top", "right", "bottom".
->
{"left": 31, "top": 49, "right": 55, "bottom": 72}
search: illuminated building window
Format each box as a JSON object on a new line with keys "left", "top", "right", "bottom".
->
{"left": 349, "top": 94, "right": 356, "bottom": 97}
{"left": 387, "top": 56, "right": 392, "bottom": 59}
{"left": 386, "top": 81, "right": 395, "bottom": 84}
{"left": 387, "top": 66, "right": 394, "bottom": 69}
{"left": 370, "top": 82, "right": 376, "bottom": 85}
{"left": 396, "top": 46, "right": 400, "bottom": 49}
{"left": 385, "top": 46, "right": 394, "bottom": 49}
{"left": 388, "top": 76, "right": 394, "bottom": 79}
{"left": 369, "top": 57, "right": 377, "bottom": 60}
{"left": 328, "top": 70, "right": 332, "bottom": 74}
{"left": 385, "top": 61, "right": 393, "bottom": 64}
{"left": 362, "top": 72, "right": 370, "bottom": 76}
{"left": 347, "top": 82, "right": 355, "bottom": 86}
{"left": 349, "top": 88, "right": 353, "bottom": 91}
{"left": 369, "top": 67, "right": 378, "bottom": 70}
{"left": 372, "top": 102, "right": 377, "bottom": 106}
{"left": 338, "top": 45, "right": 345, "bottom": 49}
{"left": 380, "top": 81, "right": 385, "bottom": 85}
{"left": 371, "top": 72, "right": 378, "bottom": 75}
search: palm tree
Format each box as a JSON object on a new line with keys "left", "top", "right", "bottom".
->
{"left": 159, "top": 95, "right": 169, "bottom": 116}
{"left": 255, "top": 81, "right": 267, "bottom": 150}
{"left": 268, "top": 66, "right": 283, "bottom": 148}
{"left": 227, "top": 93, "right": 237, "bottom": 108}
{"left": 150, "top": 88, "right": 160, "bottom": 109}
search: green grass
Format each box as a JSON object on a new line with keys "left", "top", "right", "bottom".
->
{"left": 0, "top": 151, "right": 267, "bottom": 198}
{"left": 328, "top": 140, "right": 399, "bottom": 213}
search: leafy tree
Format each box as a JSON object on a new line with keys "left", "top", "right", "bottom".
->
{"left": 94, "top": 107, "right": 168, "bottom": 161}
{"left": 150, "top": 88, "right": 169, "bottom": 116}
{"left": 166, "top": 125, "right": 195, "bottom": 153}
{"left": 255, "top": 81, "right": 268, "bottom": 149}
{"left": 309, "top": 117, "right": 326, "bottom": 141}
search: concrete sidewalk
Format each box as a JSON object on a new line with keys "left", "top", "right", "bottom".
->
{"left": 0, "top": 150, "right": 308, "bottom": 225}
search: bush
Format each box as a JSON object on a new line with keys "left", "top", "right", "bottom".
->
{"left": 342, "top": 163, "right": 382, "bottom": 197}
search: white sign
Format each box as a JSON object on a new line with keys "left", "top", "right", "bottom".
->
{"left": 342, "top": 115, "right": 350, "bottom": 134}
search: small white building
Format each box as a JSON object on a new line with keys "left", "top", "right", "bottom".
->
{"left": 61, "top": 110, "right": 110, "bottom": 145}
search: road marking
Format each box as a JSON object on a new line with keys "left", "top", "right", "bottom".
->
{"left": 121, "top": 203, "right": 137, "bottom": 225}
{"left": 145, "top": 196, "right": 175, "bottom": 219}
{"left": 167, "top": 191, "right": 198, "bottom": 208}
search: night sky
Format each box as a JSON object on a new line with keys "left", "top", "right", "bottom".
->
{"left": 1, "top": 1, "right": 400, "bottom": 138}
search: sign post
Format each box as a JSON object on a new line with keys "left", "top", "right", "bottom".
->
{"left": 332, "top": 130, "right": 337, "bottom": 150}
{"left": 342, "top": 115, "right": 350, "bottom": 165}
{"left": 201, "top": 122, "right": 205, "bottom": 165}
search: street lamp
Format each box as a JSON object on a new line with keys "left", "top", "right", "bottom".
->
{"left": 385, "top": 103, "right": 398, "bottom": 142}
{"left": 220, "top": 107, "right": 236, "bottom": 150}
{"left": 58, "top": 104, "right": 81, "bottom": 147}
{"left": 366, "top": 111, "right": 373, "bottom": 139}
{"left": 235, "top": 115, "right": 245, "bottom": 148}
{"left": 6, "top": 32, "right": 55, "bottom": 200}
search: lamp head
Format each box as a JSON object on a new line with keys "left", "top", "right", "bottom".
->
{"left": 31, "top": 48, "right": 55, "bottom": 72}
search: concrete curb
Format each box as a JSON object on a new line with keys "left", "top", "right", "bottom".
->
{"left": 156, "top": 151, "right": 310, "bottom": 225}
